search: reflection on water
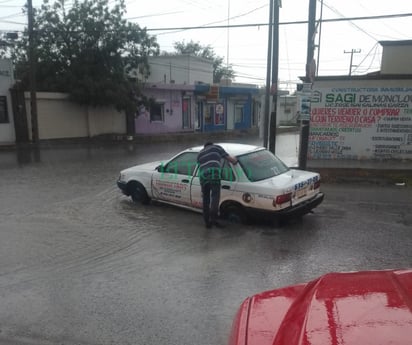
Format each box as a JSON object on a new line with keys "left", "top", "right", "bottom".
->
{"left": 2, "top": 133, "right": 300, "bottom": 168}
{"left": 16, "top": 146, "right": 41, "bottom": 165}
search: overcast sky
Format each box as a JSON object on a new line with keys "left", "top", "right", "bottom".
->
{"left": 1, "top": 0, "right": 411, "bottom": 89}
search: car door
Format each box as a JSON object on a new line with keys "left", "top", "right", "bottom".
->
{"left": 190, "top": 159, "right": 237, "bottom": 210}
{"left": 152, "top": 152, "right": 198, "bottom": 206}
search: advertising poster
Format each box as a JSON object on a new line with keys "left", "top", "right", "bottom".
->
{"left": 297, "top": 83, "right": 312, "bottom": 121}
{"left": 309, "top": 86, "right": 412, "bottom": 160}
{"left": 215, "top": 103, "right": 225, "bottom": 125}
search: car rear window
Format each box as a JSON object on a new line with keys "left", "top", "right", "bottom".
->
{"left": 238, "top": 149, "right": 289, "bottom": 181}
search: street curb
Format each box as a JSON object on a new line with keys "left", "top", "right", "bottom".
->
{"left": 307, "top": 166, "right": 412, "bottom": 187}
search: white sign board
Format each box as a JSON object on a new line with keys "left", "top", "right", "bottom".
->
{"left": 309, "top": 87, "right": 412, "bottom": 160}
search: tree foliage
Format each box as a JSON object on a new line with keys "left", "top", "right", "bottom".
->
{"left": 167, "top": 40, "right": 235, "bottom": 83}
{"left": 0, "top": 0, "right": 159, "bottom": 111}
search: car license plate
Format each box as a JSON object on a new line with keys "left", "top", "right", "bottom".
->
{"left": 296, "top": 187, "right": 307, "bottom": 199}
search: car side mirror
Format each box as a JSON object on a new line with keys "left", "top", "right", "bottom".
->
{"left": 156, "top": 164, "right": 166, "bottom": 172}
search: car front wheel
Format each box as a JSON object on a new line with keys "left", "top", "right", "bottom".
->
{"left": 129, "top": 182, "right": 150, "bottom": 205}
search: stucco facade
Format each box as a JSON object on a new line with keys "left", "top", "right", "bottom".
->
{"left": 0, "top": 55, "right": 260, "bottom": 144}
{"left": 380, "top": 40, "right": 412, "bottom": 75}
{"left": 137, "top": 55, "right": 259, "bottom": 135}
{"left": 135, "top": 84, "right": 195, "bottom": 134}
{"left": 0, "top": 59, "right": 15, "bottom": 144}
{"left": 145, "top": 55, "right": 213, "bottom": 85}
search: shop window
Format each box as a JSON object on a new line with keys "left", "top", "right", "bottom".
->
{"left": 182, "top": 97, "right": 191, "bottom": 128}
{"left": 0, "top": 96, "right": 9, "bottom": 123}
{"left": 150, "top": 103, "right": 164, "bottom": 122}
{"left": 205, "top": 104, "right": 214, "bottom": 125}
{"left": 235, "top": 104, "right": 244, "bottom": 123}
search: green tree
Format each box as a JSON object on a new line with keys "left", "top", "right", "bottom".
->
{"left": 169, "top": 40, "right": 235, "bottom": 83}
{"left": 0, "top": 0, "right": 159, "bottom": 111}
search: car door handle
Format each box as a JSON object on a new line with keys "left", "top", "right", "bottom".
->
{"left": 221, "top": 185, "right": 230, "bottom": 190}
{"left": 181, "top": 179, "right": 189, "bottom": 183}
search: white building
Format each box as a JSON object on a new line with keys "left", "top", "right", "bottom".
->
{"left": 0, "top": 59, "right": 15, "bottom": 144}
{"left": 143, "top": 55, "right": 213, "bottom": 85}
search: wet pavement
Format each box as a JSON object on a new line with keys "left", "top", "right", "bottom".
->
{"left": 0, "top": 134, "right": 411, "bottom": 345}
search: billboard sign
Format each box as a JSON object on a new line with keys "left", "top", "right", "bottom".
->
{"left": 309, "top": 86, "right": 412, "bottom": 160}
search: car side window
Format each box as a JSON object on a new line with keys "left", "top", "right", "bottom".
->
{"left": 221, "top": 160, "right": 236, "bottom": 182}
{"left": 163, "top": 152, "right": 198, "bottom": 176}
{"left": 194, "top": 159, "right": 236, "bottom": 181}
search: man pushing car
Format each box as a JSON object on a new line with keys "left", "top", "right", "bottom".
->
{"left": 197, "top": 142, "right": 238, "bottom": 228}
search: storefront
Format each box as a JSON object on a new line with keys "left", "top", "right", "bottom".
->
{"left": 194, "top": 84, "right": 259, "bottom": 132}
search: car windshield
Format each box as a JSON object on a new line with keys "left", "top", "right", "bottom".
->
{"left": 238, "top": 149, "right": 289, "bottom": 182}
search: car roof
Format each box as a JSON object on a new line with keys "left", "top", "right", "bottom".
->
{"left": 187, "top": 142, "right": 265, "bottom": 156}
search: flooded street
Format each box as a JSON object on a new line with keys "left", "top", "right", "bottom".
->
{"left": 1, "top": 134, "right": 411, "bottom": 345}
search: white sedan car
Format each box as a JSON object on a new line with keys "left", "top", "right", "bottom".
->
{"left": 117, "top": 143, "right": 324, "bottom": 223}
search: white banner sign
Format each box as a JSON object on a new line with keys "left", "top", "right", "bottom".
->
{"left": 309, "top": 87, "right": 412, "bottom": 160}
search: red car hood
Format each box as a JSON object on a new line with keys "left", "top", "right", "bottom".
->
{"left": 229, "top": 269, "right": 412, "bottom": 345}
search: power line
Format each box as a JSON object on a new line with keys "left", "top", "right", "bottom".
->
{"left": 153, "top": 3, "right": 268, "bottom": 36}
{"left": 126, "top": 11, "right": 184, "bottom": 20}
{"left": 351, "top": 42, "right": 380, "bottom": 74}
{"left": 321, "top": 2, "right": 378, "bottom": 41}
{"left": 0, "top": 12, "right": 25, "bottom": 20}
{"left": 2, "top": 12, "right": 411, "bottom": 36}
{"left": 0, "top": 20, "right": 26, "bottom": 25}
{"left": 145, "top": 13, "right": 412, "bottom": 32}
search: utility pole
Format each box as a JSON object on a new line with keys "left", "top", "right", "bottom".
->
{"left": 316, "top": 0, "right": 324, "bottom": 75}
{"left": 268, "top": 0, "right": 280, "bottom": 154}
{"left": 298, "top": 0, "right": 316, "bottom": 170}
{"left": 344, "top": 48, "right": 361, "bottom": 76}
{"left": 227, "top": 0, "right": 230, "bottom": 69}
{"left": 263, "top": 0, "right": 274, "bottom": 149}
{"left": 28, "top": 0, "right": 39, "bottom": 143}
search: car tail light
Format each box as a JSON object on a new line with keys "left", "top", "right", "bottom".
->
{"left": 274, "top": 192, "right": 292, "bottom": 206}
{"left": 314, "top": 180, "right": 321, "bottom": 189}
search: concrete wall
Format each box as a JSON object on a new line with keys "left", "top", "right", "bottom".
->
{"left": 135, "top": 87, "right": 196, "bottom": 134}
{"left": 381, "top": 42, "right": 412, "bottom": 74}
{"left": 25, "top": 92, "right": 126, "bottom": 140}
{"left": 0, "top": 59, "right": 15, "bottom": 144}
{"left": 146, "top": 55, "right": 213, "bottom": 85}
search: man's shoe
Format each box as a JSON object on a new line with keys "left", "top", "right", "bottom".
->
{"left": 205, "top": 222, "right": 212, "bottom": 229}
{"left": 212, "top": 221, "right": 225, "bottom": 228}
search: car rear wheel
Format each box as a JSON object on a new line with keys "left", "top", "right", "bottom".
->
{"left": 222, "top": 204, "right": 247, "bottom": 224}
{"left": 129, "top": 182, "right": 150, "bottom": 205}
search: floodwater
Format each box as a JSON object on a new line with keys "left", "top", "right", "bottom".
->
{"left": 0, "top": 134, "right": 411, "bottom": 345}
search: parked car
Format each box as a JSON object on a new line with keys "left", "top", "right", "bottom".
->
{"left": 228, "top": 268, "right": 412, "bottom": 345}
{"left": 117, "top": 143, "right": 324, "bottom": 223}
